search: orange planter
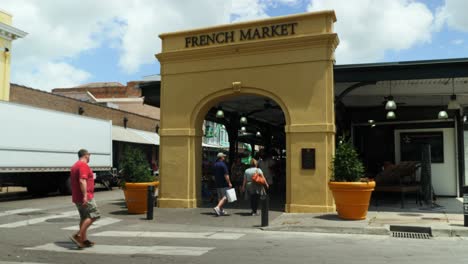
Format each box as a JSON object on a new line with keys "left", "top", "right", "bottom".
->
{"left": 328, "top": 181, "right": 375, "bottom": 220}
{"left": 123, "top": 181, "right": 160, "bottom": 214}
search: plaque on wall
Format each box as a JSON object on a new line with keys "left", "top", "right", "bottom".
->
{"left": 302, "top": 148, "right": 316, "bottom": 169}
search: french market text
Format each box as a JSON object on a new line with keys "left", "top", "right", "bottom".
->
{"left": 185, "top": 22, "right": 298, "bottom": 48}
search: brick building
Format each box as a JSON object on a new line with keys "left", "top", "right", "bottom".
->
{"left": 10, "top": 84, "right": 159, "bottom": 132}
{"left": 52, "top": 81, "right": 160, "bottom": 120}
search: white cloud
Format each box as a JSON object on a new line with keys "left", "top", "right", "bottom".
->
{"left": 3, "top": 0, "right": 231, "bottom": 91}
{"left": 308, "top": 0, "right": 434, "bottom": 64}
{"left": 435, "top": 0, "right": 468, "bottom": 32}
{"left": 3, "top": 0, "right": 445, "bottom": 91}
{"left": 12, "top": 62, "right": 91, "bottom": 91}
{"left": 230, "top": 0, "right": 269, "bottom": 22}
{"left": 230, "top": 0, "right": 302, "bottom": 22}
{"left": 452, "top": 39, "right": 464, "bottom": 45}
{"left": 116, "top": 1, "right": 231, "bottom": 73}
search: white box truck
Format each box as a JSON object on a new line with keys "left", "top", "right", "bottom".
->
{"left": 0, "top": 101, "right": 113, "bottom": 195}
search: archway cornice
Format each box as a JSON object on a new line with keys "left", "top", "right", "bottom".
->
{"left": 156, "top": 33, "right": 338, "bottom": 63}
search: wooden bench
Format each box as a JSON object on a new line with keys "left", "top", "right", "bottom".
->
{"left": 373, "top": 161, "right": 421, "bottom": 208}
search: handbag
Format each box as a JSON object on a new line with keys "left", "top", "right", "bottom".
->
{"left": 251, "top": 169, "right": 266, "bottom": 185}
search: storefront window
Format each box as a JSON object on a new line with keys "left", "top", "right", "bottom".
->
{"left": 400, "top": 132, "right": 444, "bottom": 163}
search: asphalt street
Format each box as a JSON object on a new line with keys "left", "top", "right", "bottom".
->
{"left": 0, "top": 189, "right": 468, "bottom": 264}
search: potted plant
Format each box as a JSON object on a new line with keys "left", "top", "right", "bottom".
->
{"left": 120, "top": 146, "right": 159, "bottom": 214}
{"left": 328, "top": 138, "right": 375, "bottom": 220}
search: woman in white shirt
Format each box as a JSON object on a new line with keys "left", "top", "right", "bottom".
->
{"left": 241, "top": 159, "right": 269, "bottom": 216}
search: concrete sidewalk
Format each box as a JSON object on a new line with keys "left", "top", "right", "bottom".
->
{"left": 97, "top": 192, "right": 468, "bottom": 238}
{"left": 264, "top": 198, "right": 468, "bottom": 237}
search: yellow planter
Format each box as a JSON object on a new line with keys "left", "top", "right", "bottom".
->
{"left": 123, "top": 181, "right": 159, "bottom": 214}
{"left": 328, "top": 181, "right": 375, "bottom": 220}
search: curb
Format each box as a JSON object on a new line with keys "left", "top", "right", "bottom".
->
{"left": 262, "top": 225, "right": 468, "bottom": 237}
{"left": 432, "top": 227, "right": 468, "bottom": 237}
{"left": 261, "top": 225, "right": 390, "bottom": 236}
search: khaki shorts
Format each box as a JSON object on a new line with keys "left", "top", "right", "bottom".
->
{"left": 216, "top": 187, "right": 229, "bottom": 199}
{"left": 75, "top": 199, "right": 101, "bottom": 221}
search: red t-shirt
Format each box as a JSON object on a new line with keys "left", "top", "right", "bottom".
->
{"left": 70, "top": 160, "right": 95, "bottom": 204}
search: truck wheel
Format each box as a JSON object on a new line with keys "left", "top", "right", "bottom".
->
{"left": 58, "top": 176, "right": 72, "bottom": 195}
{"left": 27, "top": 184, "right": 50, "bottom": 196}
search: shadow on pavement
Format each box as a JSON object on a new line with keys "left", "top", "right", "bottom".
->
{"left": 109, "top": 210, "right": 129, "bottom": 215}
{"left": 200, "top": 212, "right": 217, "bottom": 217}
{"left": 54, "top": 241, "right": 82, "bottom": 251}
{"left": 235, "top": 212, "right": 254, "bottom": 217}
{"left": 313, "top": 214, "right": 346, "bottom": 221}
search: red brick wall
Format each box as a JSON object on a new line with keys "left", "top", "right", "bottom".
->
{"left": 10, "top": 84, "right": 159, "bottom": 132}
{"left": 53, "top": 82, "right": 142, "bottom": 99}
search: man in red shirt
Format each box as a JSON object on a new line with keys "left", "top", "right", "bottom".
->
{"left": 69, "top": 149, "right": 100, "bottom": 248}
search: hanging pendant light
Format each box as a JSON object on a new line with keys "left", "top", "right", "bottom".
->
{"left": 438, "top": 95, "right": 449, "bottom": 119}
{"left": 438, "top": 110, "right": 448, "bottom": 119}
{"left": 447, "top": 78, "right": 461, "bottom": 110}
{"left": 240, "top": 126, "right": 246, "bottom": 132}
{"left": 216, "top": 107, "right": 224, "bottom": 118}
{"left": 385, "top": 96, "right": 397, "bottom": 110}
{"left": 240, "top": 116, "right": 248, "bottom": 124}
{"left": 256, "top": 131, "right": 262, "bottom": 137}
{"left": 386, "top": 111, "right": 396, "bottom": 120}
{"left": 385, "top": 81, "right": 397, "bottom": 110}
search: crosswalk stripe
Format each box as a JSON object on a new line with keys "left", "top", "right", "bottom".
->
{"left": 92, "top": 231, "right": 245, "bottom": 240}
{"left": 61, "top": 217, "right": 121, "bottom": 231}
{"left": 26, "top": 242, "right": 214, "bottom": 256}
{"left": 0, "top": 208, "right": 41, "bottom": 217}
{"left": 0, "top": 261, "right": 47, "bottom": 264}
{"left": 0, "top": 211, "right": 78, "bottom": 228}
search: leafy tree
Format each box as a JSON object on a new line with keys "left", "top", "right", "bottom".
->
{"left": 332, "top": 138, "right": 365, "bottom": 182}
{"left": 120, "top": 146, "right": 154, "bottom": 184}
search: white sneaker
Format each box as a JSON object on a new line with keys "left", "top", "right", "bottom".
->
{"left": 221, "top": 209, "right": 229, "bottom": 216}
{"left": 213, "top": 207, "right": 221, "bottom": 216}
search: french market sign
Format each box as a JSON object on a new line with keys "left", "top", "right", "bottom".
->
{"left": 185, "top": 22, "right": 298, "bottom": 48}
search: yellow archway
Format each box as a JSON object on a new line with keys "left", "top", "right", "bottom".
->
{"left": 156, "top": 11, "right": 339, "bottom": 213}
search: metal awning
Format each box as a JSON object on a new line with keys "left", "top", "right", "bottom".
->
{"left": 334, "top": 58, "right": 468, "bottom": 82}
{"left": 112, "top": 126, "right": 160, "bottom": 145}
{"left": 202, "top": 143, "right": 229, "bottom": 149}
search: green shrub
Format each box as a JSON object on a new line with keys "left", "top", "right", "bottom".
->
{"left": 331, "top": 138, "right": 365, "bottom": 182}
{"left": 120, "top": 146, "right": 155, "bottom": 184}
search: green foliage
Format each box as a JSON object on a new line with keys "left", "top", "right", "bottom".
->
{"left": 120, "top": 146, "right": 154, "bottom": 184}
{"left": 331, "top": 138, "right": 365, "bottom": 182}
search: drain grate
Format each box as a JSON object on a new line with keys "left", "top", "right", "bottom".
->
{"left": 390, "top": 225, "right": 432, "bottom": 239}
{"left": 392, "top": 231, "right": 431, "bottom": 239}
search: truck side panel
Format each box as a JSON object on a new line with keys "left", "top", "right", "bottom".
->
{"left": 0, "top": 101, "right": 112, "bottom": 171}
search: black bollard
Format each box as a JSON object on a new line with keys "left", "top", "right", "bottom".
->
{"left": 463, "top": 186, "right": 468, "bottom": 227}
{"left": 147, "top": 185, "right": 155, "bottom": 220}
{"left": 261, "top": 194, "right": 269, "bottom": 227}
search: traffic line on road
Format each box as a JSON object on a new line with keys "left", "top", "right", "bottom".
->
{"left": 61, "top": 217, "right": 121, "bottom": 231}
{"left": 0, "top": 210, "right": 78, "bottom": 228}
{"left": 0, "top": 208, "right": 41, "bottom": 217}
{"left": 0, "top": 261, "right": 51, "bottom": 264}
{"left": 92, "top": 231, "right": 245, "bottom": 240}
{"left": 25, "top": 242, "right": 214, "bottom": 256}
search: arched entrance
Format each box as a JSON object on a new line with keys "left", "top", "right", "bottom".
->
{"left": 199, "top": 94, "right": 288, "bottom": 211}
{"left": 156, "top": 11, "right": 339, "bottom": 213}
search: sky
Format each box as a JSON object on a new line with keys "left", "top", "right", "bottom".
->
{"left": 2, "top": 0, "right": 468, "bottom": 91}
